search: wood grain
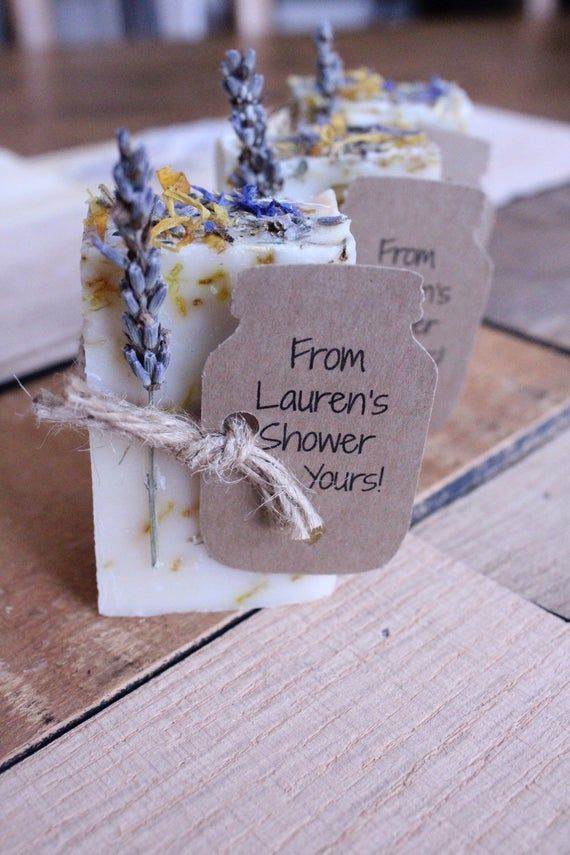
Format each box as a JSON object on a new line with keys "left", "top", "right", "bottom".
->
{"left": 417, "top": 428, "right": 570, "bottom": 617}
{"left": 418, "top": 325, "right": 570, "bottom": 491}
{"left": 0, "top": 375, "right": 237, "bottom": 767}
{"left": 1, "top": 324, "right": 568, "bottom": 768}
{"left": 2, "top": 535, "right": 568, "bottom": 854}
{"left": 487, "top": 184, "right": 570, "bottom": 351}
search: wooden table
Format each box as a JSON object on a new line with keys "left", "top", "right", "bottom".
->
{"left": 1, "top": 19, "right": 569, "bottom": 852}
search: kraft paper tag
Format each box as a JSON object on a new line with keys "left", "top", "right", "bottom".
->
{"left": 200, "top": 264, "right": 437, "bottom": 575}
{"left": 426, "top": 127, "right": 490, "bottom": 188}
{"left": 344, "top": 177, "right": 493, "bottom": 431}
{"left": 425, "top": 129, "right": 495, "bottom": 247}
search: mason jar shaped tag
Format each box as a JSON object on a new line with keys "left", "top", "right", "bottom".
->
{"left": 200, "top": 264, "right": 437, "bottom": 575}
{"left": 426, "top": 128, "right": 490, "bottom": 189}
{"left": 344, "top": 176, "right": 493, "bottom": 431}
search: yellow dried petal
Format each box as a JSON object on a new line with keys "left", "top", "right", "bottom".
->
{"left": 151, "top": 217, "right": 183, "bottom": 239}
{"left": 205, "top": 233, "right": 228, "bottom": 254}
{"left": 156, "top": 166, "right": 191, "bottom": 194}
{"left": 85, "top": 197, "right": 109, "bottom": 240}
{"left": 340, "top": 67, "right": 383, "bottom": 101}
{"left": 210, "top": 202, "right": 229, "bottom": 225}
{"left": 163, "top": 187, "right": 211, "bottom": 222}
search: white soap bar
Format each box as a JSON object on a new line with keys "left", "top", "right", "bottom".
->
{"left": 217, "top": 124, "right": 441, "bottom": 203}
{"left": 82, "top": 183, "right": 355, "bottom": 616}
{"left": 287, "top": 70, "right": 473, "bottom": 132}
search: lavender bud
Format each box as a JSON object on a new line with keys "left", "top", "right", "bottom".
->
{"left": 132, "top": 148, "right": 149, "bottom": 184}
{"left": 143, "top": 351, "right": 157, "bottom": 378}
{"left": 142, "top": 186, "right": 155, "bottom": 216}
{"left": 128, "top": 262, "right": 145, "bottom": 295}
{"left": 224, "top": 49, "right": 241, "bottom": 72}
{"left": 224, "top": 76, "right": 241, "bottom": 99}
{"left": 243, "top": 48, "right": 256, "bottom": 72}
{"left": 314, "top": 22, "right": 344, "bottom": 110}
{"left": 152, "top": 362, "right": 166, "bottom": 386}
{"left": 243, "top": 104, "right": 257, "bottom": 122}
{"left": 113, "top": 164, "right": 134, "bottom": 203}
{"left": 147, "top": 283, "right": 167, "bottom": 313}
{"left": 121, "top": 286, "right": 140, "bottom": 316}
{"left": 121, "top": 313, "right": 142, "bottom": 348}
{"left": 241, "top": 127, "right": 255, "bottom": 147}
{"left": 116, "top": 128, "right": 131, "bottom": 158}
{"left": 92, "top": 237, "right": 128, "bottom": 270}
{"left": 145, "top": 254, "right": 161, "bottom": 289}
{"left": 110, "top": 128, "right": 170, "bottom": 395}
{"left": 158, "top": 332, "right": 171, "bottom": 369}
{"left": 250, "top": 75, "right": 264, "bottom": 101}
{"left": 142, "top": 316, "right": 159, "bottom": 350}
{"left": 124, "top": 346, "right": 151, "bottom": 387}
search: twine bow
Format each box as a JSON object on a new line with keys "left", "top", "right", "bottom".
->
{"left": 34, "top": 373, "right": 324, "bottom": 544}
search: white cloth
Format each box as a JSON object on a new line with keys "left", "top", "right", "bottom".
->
{"left": 471, "top": 105, "right": 570, "bottom": 206}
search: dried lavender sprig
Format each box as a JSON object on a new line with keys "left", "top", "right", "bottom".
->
{"left": 221, "top": 48, "right": 283, "bottom": 196}
{"left": 96, "top": 128, "right": 170, "bottom": 567}
{"left": 314, "top": 22, "right": 344, "bottom": 120}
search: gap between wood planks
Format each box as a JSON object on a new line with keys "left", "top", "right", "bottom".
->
{"left": 2, "top": 534, "right": 568, "bottom": 854}
{"left": 484, "top": 318, "right": 570, "bottom": 358}
{"left": 1, "top": 392, "right": 568, "bottom": 777}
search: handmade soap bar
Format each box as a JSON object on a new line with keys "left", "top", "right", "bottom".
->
{"left": 277, "top": 24, "right": 471, "bottom": 135}
{"left": 217, "top": 120, "right": 442, "bottom": 204}
{"left": 287, "top": 71, "right": 473, "bottom": 133}
{"left": 82, "top": 172, "right": 355, "bottom": 616}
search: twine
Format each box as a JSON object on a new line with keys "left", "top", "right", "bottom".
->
{"left": 34, "top": 373, "right": 324, "bottom": 544}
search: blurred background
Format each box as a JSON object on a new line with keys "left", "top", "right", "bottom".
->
{"left": 0, "top": 0, "right": 564, "bottom": 47}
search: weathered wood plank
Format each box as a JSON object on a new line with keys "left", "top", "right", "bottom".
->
{"left": 0, "top": 376, "right": 238, "bottom": 768}
{"left": 417, "top": 325, "right": 570, "bottom": 491}
{"left": 2, "top": 536, "right": 568, "bottom": 854}
{"left": 417, "top": 428, "right": 570, "bottom": 617}
{"left": 487, "top": 184, "right": 570, "bottom": 351}
{"left": 0, "top": 325, "right": 569, "bottom": 768}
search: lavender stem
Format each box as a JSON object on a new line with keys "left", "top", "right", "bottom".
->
{"left": 146, "top": 388, "right": 158, "bottom": 567}
{"left": 94, "top": 128, "right": 170, "bottom": 568}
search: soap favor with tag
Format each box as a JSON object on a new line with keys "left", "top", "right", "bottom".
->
{"left": 201, "top": 264, "right": 437, "bottom": 574}
{"left": 344, "top": 176, "right": 493, "bottom": 431}
{"left": 70, "top": 133, "right": 359, "bottom": 617}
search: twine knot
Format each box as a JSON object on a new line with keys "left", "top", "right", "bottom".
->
{"left": 180, "top": 416, "right": 256, "bottom": 478}
{"left": 33, "top": 373, "right": 324, "bottom": 545}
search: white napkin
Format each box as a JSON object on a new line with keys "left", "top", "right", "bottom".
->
{"left": 471, "top": 105, "right": 570, "bottom": 206}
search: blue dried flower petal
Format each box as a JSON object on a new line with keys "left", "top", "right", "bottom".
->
{"left": 192, "top": 185, "right": 224, "bottom": 204}
{"left": 427, "top": 76, "right": 449, "bottom": 100}
{"left": 229, "top": 185, "right": 300, "bottom": 219}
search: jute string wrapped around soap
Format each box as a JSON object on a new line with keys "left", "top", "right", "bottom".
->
{"left": 34, "top": 373, "right": 324, "bottom": 545}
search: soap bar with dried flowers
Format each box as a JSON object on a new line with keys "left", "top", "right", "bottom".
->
{"left": 217, "top": 117, "right": 442, "bottom": 205}
{"left": 215, "top": 47, "right": 441, "bottom": 205}
{"left": 81, "top": 135, "right": 355, "bottom": 616}
{"left": 285, "top": 23, "right": 472, "bottom": 133}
